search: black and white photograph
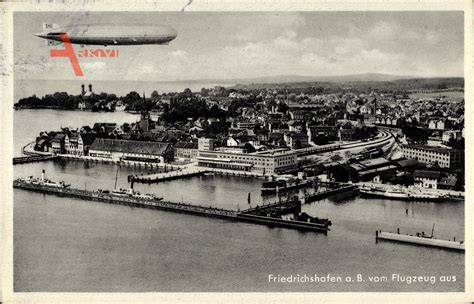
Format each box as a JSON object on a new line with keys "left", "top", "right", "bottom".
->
{"left": 1, "top": 1, "right": 472, "bottom": 302}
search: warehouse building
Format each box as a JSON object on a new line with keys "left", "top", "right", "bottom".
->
{"left": 89, "top": 138, "right": 174, "bottom": 163}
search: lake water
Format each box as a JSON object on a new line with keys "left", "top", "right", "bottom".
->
{"left": 13, "top": 110, "right": 465, "bottom": 292}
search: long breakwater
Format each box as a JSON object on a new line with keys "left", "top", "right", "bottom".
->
{"left": 13, "top": 180, "right": 330, "bottom": 233}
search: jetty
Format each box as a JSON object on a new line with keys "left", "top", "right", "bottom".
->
{"left": 303, "top": 182, "right": 358, "bottom": 203}
{"left": 129, "top": 167, "right": 269, "bottom": 183}
{"left": 128, "top": 167, "right": 210, "bottom": 183}
{"left": 239, "top": 196, "right": 330, "bottom": 231}
{"left": 376, "top": 230, "right": 464, "bottom": 251}
{"left": 241, "top": 197, "right": 301, "bottom": 216}
{"left": 13, "top": 155, "right": 58, "bottom": 165}
{"left": 13, "top": 179, "right": 330, "bottom": 233}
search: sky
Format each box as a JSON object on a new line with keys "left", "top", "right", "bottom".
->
{"left": 13, "top": 11, "right": 464, "bottom": 81}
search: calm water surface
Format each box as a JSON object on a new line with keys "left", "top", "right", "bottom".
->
{"left": 13, "top": 110, "right": 465, "bottom": 292}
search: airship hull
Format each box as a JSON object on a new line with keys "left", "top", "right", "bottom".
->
{"left": 36, "top": 24, "right": 177, "bottom": 46}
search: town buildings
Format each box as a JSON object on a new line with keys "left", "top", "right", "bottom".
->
{"left": 65, "top": 133, "right": 96, "bottom": 156}
{"left": 196, "top": 140, "right": 298, "bottom": 175}
{"left": 174, "top": 142, "right": 199, "bottom": 160}
{"left": 88, "top": 138, "right": 174, "bottom": 163}
{"left": 401, "top": 145, "right": 464, "bottom": 169}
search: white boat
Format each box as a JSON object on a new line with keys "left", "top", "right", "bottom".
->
{"left": 15, "top": 170, "right": 70, "bottom": 188}
{"left": 359, "top": 185, "right": 443, "bottom": 201}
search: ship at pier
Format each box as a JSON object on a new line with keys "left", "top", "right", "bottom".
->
{"left": 359, "top": 185, "right": 447, "bottom": 201}
{"left": 15, "top": 169, "right": 70, "bottom": 188}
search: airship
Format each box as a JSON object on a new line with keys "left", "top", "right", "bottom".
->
{"left": 35, "top": 23, "right": 178, "bottom": 46}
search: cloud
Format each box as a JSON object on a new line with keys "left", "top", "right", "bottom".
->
{"left": 81, "top": 61, "right": 107, "bottom": 74}
{"left": 171, "top": 50, "right": 188, "bottom": 57}
{"left": 369, "top": 21, "right": 400, "bottom": 40}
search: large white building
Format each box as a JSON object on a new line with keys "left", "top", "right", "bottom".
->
{"left": 401, "top": 145, "right": 464, "bottom": 169}
{"left": 197, "top": 148, "right": 298, "bottom": 175}
{"left": 89, "top": 138, "right": 174, "bottom": 163}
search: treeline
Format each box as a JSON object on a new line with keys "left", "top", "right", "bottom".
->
{"left": 15, "top": 91, "right": 118, "bottom": 111}
{"left": 15, "top": 93, "right": 81, "bottom": 110}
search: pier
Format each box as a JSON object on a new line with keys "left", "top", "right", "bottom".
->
{"left": 128, "top": 167, "right": 210, "bottom": 183}
{"left": 13, "top": 155, "right": 59, "bottom": 165}
{"left": 239, "top": 196, "right": 330, "bottom": 231}
{"left": 130, "top": 167, "right": 269, "bottom": 183}
{"left": 240, "top": 196, "right": 301, "bottom": 217}
{"left": 13, "top": 180, "right": 330, "bottom": 233}
{"left": 303, "top": 182, "right": 358, "bottom": 203}
{"left": 376, "top": 230, "right": 464, "bottom": 251}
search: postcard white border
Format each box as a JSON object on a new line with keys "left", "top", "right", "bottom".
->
{"left": 1, "top": 1, "right": 472, "bottom": 303}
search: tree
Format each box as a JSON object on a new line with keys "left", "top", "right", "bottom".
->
{"left": 105, "top": 94, "right": 117, "bottom": 103}
{"left": 402, "top": 125, "right": 429, "bottom": 144}
{"left": 243, "top": 142, "right": 256, "bottom": 153}
{"left": 99, "top": 92, "right": 108, "bottom": 100}
{"left": 447, "top": 138, "right": 464, "bottom": 150}
{"left": 277, "top": 102, "right": 289, "bottom": 114}
{"left": 151, "top": 90, "right": 160, "bottom": 102}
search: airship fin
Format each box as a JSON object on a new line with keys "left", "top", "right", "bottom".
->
{"left": 42, "top": 23, "right": 60, "bottom": 31}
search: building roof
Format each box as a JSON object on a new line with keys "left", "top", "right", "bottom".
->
{"left": 413, "top": 170, "right": 441, "bottom": 180}
{"left": 174, "top": 142, "right": 198, "bottom": 149}
{"left": 438, "top": 176, "right": 457, "bottom": 187}
{"left": 396, "top": 158, "right": 419, "bottom": 168}
{"left": 52, "top": 133, "right": 66, "bottom": 142}
{"left": 81, "top": 133, "right": 96, "bottom": 146}
{"left": 359, "top": 158, "right": 390, "bottom": 168}
{"left": 358, "top": 165, "right": 398, "bottom": 176}
{"left": 89, "top": 138, "right": 171, "bottom": 156}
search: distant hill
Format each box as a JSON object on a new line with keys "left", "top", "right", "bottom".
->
{"left": 179, "top": 73, "right": 463, "bottom": 86}
{"left": 229, "top": 76, "right": 464, "bottom": 92}
{"left": 224, "top": 73, "right": 418, "bottom": 84}
{"left": 180, "top": 73, "right": 417, "bottom": 85}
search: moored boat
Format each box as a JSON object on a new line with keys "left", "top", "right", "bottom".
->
{"left": 109, "top": 188, "right": 163, "bottom": 201}
{"left": 359, "top": 185, "right": 445, "bottom": 201}
{"left": 15, "top": 170, "right": 70, "bottom": 188}
{"left": 261, "top": 175, "right": 311, "bottom": 195}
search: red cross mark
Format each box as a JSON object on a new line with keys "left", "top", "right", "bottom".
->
{"left": 49, "top": 33, "right": 84, "bottom": 76}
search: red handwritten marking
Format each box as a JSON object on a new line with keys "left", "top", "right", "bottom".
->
{"left": 49, "top": 33, "right": 119, "bottom": 76}
{"left": 49, "top": 33, "right": 83, "bottom": 76}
